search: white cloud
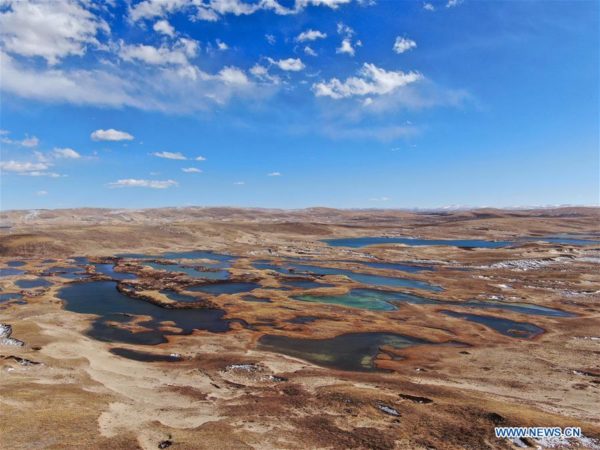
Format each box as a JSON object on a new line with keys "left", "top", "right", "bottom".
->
{"left": 304, "top": 46, "right": 317, "bottom": 56}
{"left": 152, "top": 151, "right": 187, "bottom": 160}
{"left": 153, "top": 19, "right": 175, "bottom": 37}
{"left": 53, "top": 147, "right": 81, "bottom": 159}
{"left": 250, "top": 64, "right": 280, "bottom": 84}
{"left": 336, "top": 38, "right": 355, "bottom": 56}
{"left": 267, "top": 171, "right": 281, "bottom": 176}
{"left": 216, "top": 39, "right": 228, "bottom": 50}
{"left": 393, "top": 37, "right": 417, "bottom": 54}
{"left": 313, "top": 63, "right": 422, "bottom": 99}
{"left": 296, "top": 29, "right": 327, "bottom": 42}
{"left": 21, "top": 136, "right": 40, "bottom": 147}
{"left": 370, "top": 196, "right": 390, "bottom": 202}
{"left": 36, "top": 190, "right": 48, "bottom": 196}
{"left": 268, "top": 57, "right": 305, "bottom": 71}
{"left": 423, "top": 2, "right": 435, "bottom": 11}
{"left": 265, "top": 34, "right": 276, "bottom": 45}
{"left": 0, "top": 49, "right": 269, "bottom": 113}
{"left": 218, "top": 66, "right": 249, "bottom": 85}
{"left": 336, "top": 22, "right": 354, "bottom": 37}
{"left": 21, "top": 171, "right": 62, "bottom": 178}
{"left": 233, "top": 181, "right": 245, "bottom": 185}
{"left": 1, "top": 133, "right": 39, "bottom": 147}
{"left": 91, "top": 129, "right": 134, "bottom": 141}
{"left": 119, "top": 38, "right": 198, "bottom": 66}
{"left": 0, "top": 0, "right": 109, "bottom": 65}
{"left": 446, "top": 0, "right": 463, "bottom": 7}
{"left": 182, "top": 167, "right": 202, "bottom": 173}
{"left": 195, "top": 156, "right": 206, "bottom": 161}
{"left": 0, "top": 160, "right": 49, "bottom": 172}
{"left": 130, "top": 0, "right": 352, "bottom": 22}
{"left": 108, "top": 179, "right": 178, "bottom": 189}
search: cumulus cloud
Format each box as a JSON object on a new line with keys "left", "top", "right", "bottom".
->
{"left": 393, "top": 37, "right": 417, "bottom": 54}
{"left": 336, "top": 38, "right": 356, "bottom": 56}
{"left": 152, "top": 151, "right": 187, "bottom": 160}
{"left": 296, "top": 29, "right": 327, "bottom": 42}
{"left": 267, "top": 171, "right": 281, "bottom": 176}
{"left": 313, "top": 63, "right": 422, "bottom": 99}
{"left": 268, "top": 57, "right": 305, "bottom": 71}
{"left": 182, "top": 167, "right": 202, "bottom": 173}
{"left": 446, "top": 0, "right": 463, "bottom": 7}
{"left": 153, "top": 19, "right": 175, "bottom": 37}
{"left": 423, "top": 2, "right": 435, "bottom": 11}
{"left": 108, "top": 179, "right": 178, "bottom": 189}
{"left": 0, "top": 0, "right": 109, "bottom": 65}
{"left": 91, "top": 129, "right": 134, "bottom": 141}
{"left": 216, "top": 39, "right": 228, "bottom": 50}
{"left": 53, "top": 147, "right": 81, "bottom": 159}
{"left": 195, "top": 156, "right": 207, "bottom": 161}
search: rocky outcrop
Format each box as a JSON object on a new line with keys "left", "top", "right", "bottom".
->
{"left": 0, "top": 323, "right": 24, "bottom": 347}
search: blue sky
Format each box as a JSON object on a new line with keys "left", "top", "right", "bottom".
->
{"left": 0, "top": 0, "right": 598, "bottom": 210}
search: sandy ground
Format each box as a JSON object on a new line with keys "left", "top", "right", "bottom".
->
{"left": 0, "top": 207, "right": 599, "bottom": 449}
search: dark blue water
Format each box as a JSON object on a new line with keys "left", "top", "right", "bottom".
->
{"left": 253, "top": 261, "right": 441, "bottom": 292}
{"left": 93, "top": 263, "right": 137, "bottom": 281}
{"left": 292, "top": 288, "right": 574, "bottom": 317}
{"left": 441, "top": 310, "right": 544, "bottom": 339}
{"left": 15, "top": 278, "right": 52, "bottom": 289}
{"left": 242, "top": 295, "right": 272, "bottom": 303}
{"left": 323, "top": 237, "right": 513, "bottom": 248}
{"left": 144, "top": 262, "right": 230, "bottom": 280}
{"left": 259, "top": 332, "right": 435, "bottom": 371}
{"left": 109, "top": 347, "right": 183, "bottom": 362}
{"left": 42, "top": 266, "right": 87, "bottom": 280}
{"left": 323, "top": 236, "right": 600, "bottom": 248}
{"left": 58, "top": 281, "right": 233, "bottom": 345}
{"left": 159, "top": 289, "right": 202, "bottom": 303}
{"left": 187, "top": 282, "right": 261, "bottom": 295}
{"left": 0, "top": 268, "right": 25, "bottom": 277}
{"left": 283, "top": 279, "right": 334, "bottom": 289}
{"left": 287, "top": 316, "right": 319, "bottom": 324}
{"left": 0, "top": 293, "right": 23, "bottom": 303}
{"left": 7, "top": 261, "right": 26, "bottom": 267}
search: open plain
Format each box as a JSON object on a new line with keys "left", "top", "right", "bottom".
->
{"left": 0, "top": 206, "right": 599, "bottom": 450}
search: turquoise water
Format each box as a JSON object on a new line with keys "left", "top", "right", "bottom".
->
{"left": 282, "top": 279, "right": 334, "bottom": 289}
{"left": 258, "top": 332, "right": 435, "bottom": 371}
{"left": 441, "top": 310, "right": 544, "bottom": 338}
{"left": 291, "top": 288, "right": 574, "bottom": 317}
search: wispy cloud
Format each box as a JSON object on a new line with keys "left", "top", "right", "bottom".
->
{"left": 182, "top": 167, "right": 202, "bottom": 173}
{"left": 0, "top": 131, "right": 39, "bottom": 147}
{"left": 53, "top": 147, "right": 81, "bottom": 159}
{"left": 233, "top": 181, "right": 245, "bottom": 185}
{"left": 267, "top": 171, "right": 281, "bottom": 176}
{"left": 107, "top": 179, "right": 178, "bottom": 189}
{"left": 91, "top": 129, "right": 134, "bottom": 141}
{"left": 296, "top": 29, "right": 327, "bottom": 42}
{"left": 36, "top": 190, "right": 48, "bottom": 196}
{"left": 152, "top": 151, "right": 187, "bottom": 160}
